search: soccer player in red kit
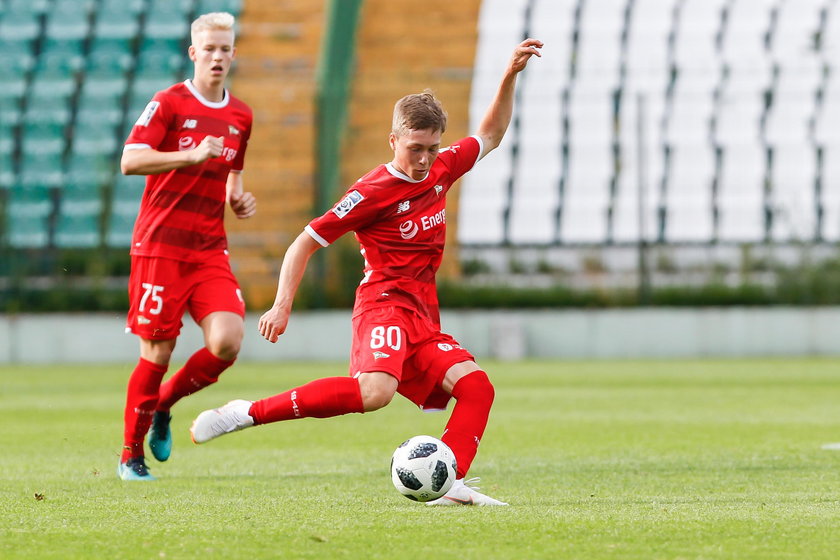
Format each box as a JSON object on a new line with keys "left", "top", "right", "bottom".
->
{"left": 117, "top": 12, "right": 256, "bottom": 481}
{"left": 191, "top": 38, "right": 542, "bottom": 504}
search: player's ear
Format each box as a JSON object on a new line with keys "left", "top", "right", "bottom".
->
{"left": 188, "top": 45, "right": 197, "bottom": 61}
{"left": 388, "top": 132, "right": 397, "bottom": 151}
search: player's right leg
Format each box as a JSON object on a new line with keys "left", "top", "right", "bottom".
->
{"left": 120, "top": 339, "right": 175, "bottom": 480}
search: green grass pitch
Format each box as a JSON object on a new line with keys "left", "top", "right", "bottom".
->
{"left": 2, "top": 359, "right": 840, "bottom": 559}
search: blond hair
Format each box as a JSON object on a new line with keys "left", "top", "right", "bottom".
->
{"left": 191, "top": 12, "right": 236, "bottom": 44}
{"left": 392, "top": 89, "right": 448, "bottom": 136}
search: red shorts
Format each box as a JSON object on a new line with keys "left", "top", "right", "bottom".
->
{"left": 349, "top": 305, "right": 475, "bottom": 411}
{"left": 126, "top": 253, "right": 245, "bottom": 340}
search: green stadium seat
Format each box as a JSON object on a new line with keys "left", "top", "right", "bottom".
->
{"left": 0, "top": 95, "right": 23, "bottom": 128}
{"left": 76, "top": 90, "right": 125, "bottom": 128}
{"left": 6, "top": 214, "right": 51, "bottom": 249}
{"left": 19, "top": 150, "right": 64, "bottom": 188}
{"left": 5, "top": 0, "right": 51, "bottom": 15}
{"left": 148, "top": 0, "right": 196, "bottom": 16}
{"left": 196, "top": 0, "right": 243, "bottom": 15}
{"left": 1, "top": 39, "right": 37, "bottom": 75}
{"left": 0, "top": 12, "right": 41, "bottom": 42}
{"left": 41, "top": 37, "right": 87, "bottom": 61}
{"left": 54, "top": 213, "right": 102, "bottom": 248}
{"left": 0, "top": 152, "right": 16, "bottom": 189}
{"left": 23, "top": 95, "right": 73, "bottom": 127}
{"left": 100, "top": 0, "right": 146, "bottom": 15}
{"left": 136, "top": 46, "right": 185, "bottom": 78}
{"left": 105, "top": 212, "right": 137, "bottom": 248}
{"left": 70, "top": 121, "right": 119, "bottom": 156}
{"left": 21, "top": 121, "right": 67, "bottom": 157}
{"left": 143, "top": 10, "right": 190, "bottom": 43}
{"left": 0, "top": 123, "right": 15, "bottom": 156}
{"left": 44, "top": 10, "right": 90, "bottom": 43}
{"left": 65, "top": 153, "right": 118, "bottom": 186}
{"left": 59, "top": 178, "right": 105, "bottom": 217}
{"left": 8, "top": 184, "right": 53, "bottom": 218}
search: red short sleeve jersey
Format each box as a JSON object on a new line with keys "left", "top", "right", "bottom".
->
{"left": 306, "top": 135, "right": 483, "bottom": 324}
{"left": 124, "top": 80, "right": 252, "bottom": 262}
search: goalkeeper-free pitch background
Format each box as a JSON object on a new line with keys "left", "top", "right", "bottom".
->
{"left": 2, "top": 359, "right": 840, "bottom": 559}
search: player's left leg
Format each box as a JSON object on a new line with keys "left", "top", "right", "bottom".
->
{"left": 150, "top": 258, "right": 245, "bottom": 461}
{"left": 427, "top": 361, "right": 507, "bottom": 506}
{"left": 150, "top": 312, "right": 242, "bottom": 461}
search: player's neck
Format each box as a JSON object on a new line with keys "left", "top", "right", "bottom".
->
{"left": 190, "top": 78, "right": 226, "bottom": 103}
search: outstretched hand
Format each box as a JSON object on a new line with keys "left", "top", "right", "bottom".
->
{"left": 258, "top": 306, "right": 289, "bottom": 343}
{"left": 509, "top": 38, "right": 543, "bottom": 73}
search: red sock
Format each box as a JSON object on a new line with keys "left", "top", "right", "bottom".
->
{"left": 250, "top": 376, "right": 364, "bottom": 425}
{"left": 157, "top": 348, "right": 234, "bottom": 411}
{"left": 122, "top": 358, "right": 168, "bottom": 462}
{"left": 441, "top": 370, "right": 495, "bottom": 478}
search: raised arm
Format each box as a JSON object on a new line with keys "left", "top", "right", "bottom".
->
{"left": 258, "top": 231, "right": 323, "bottom": 343}
{"left": 475, "top": 38, "right": 543, "bottom": 159}
{"left": 120, "top": 135, "right": 226, "bottom": 175}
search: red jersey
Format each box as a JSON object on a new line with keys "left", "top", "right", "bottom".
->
{"left": 306, "top": 135, "right": 483, "bottom": 324}
{"left": 124, "top": 80, "right": 252, "bottom": 262}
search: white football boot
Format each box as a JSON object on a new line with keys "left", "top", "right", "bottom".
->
{"left": 425, "top": 477, "right": 508, "bottom": 506}
{"left": 190, "top": 399, "right": 255, "bottom": 444}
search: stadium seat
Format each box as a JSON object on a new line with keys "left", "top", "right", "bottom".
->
{"left": 7, "top": 184, "right": 53, "bottom": 219}
{"left": 59, "top": 178, "right": 104, "bottom": 218}
{"left": 720, "top": 0, "right": 774, "bottom": 69}
{"left": 91, "top": 1, "right": 141, "bottom": 46}
{"left": 0, "top": 12, "right": 41, "bottom": 43}
{"left": 5, "top": 214, "right": 51, "bottom": 249}
{"left": 134, "top": 47, "right": 184, "bottom": 80}
{"left": 18, "top": 151, "right": 64, "bottom": 188}
{"left": 196, "top": 0, "right": 243, "bottom": 14}
{"left": 769, "top": 145, "right": 818, "bottom": 241}
{"left": 560, "top": 144, "right": 612, "bottom": 244}
{"left": 763, "top": 59, "right": 821, "bottom": 147}
{"left": 23, "top": 94, "right": 73, "bottom": 128}
{"left": 107, "top": 174, "right": 145, "bottom": 247}
{"left": 143, "top": 2, "right": 191, "bottom": 43}
{"left": 20, "top": 121, "right": 67, "bottom": 156}
{"left": 821, "top": 146, "right": 840, "bottom": 240}
{"left": 54, "top": 213, "right": 102, "bottom": 248}
{"left": 713, "top": 64, "right": 770, "bottom": 147}
{"left": 717, "top": 143, "right": 767, "bottom": 242}
{"left": 0, "top": 151, "right": 16, "bottom": 190}
{"left": 575, "top": 0, "right": 625, "bottom": 80}
{"left": 43, "top": 8, "right": 90, "bottom": 44}
{"left": 457, "top": 146, "right": 512, "bottom": 245}
{"left": 70, "top": 122, "right": 119, "bottom": 157}
{"left": 769, "top": 0, "right": 823, "bottom": 62}
{"left": 5, "top": 0, "right": 52, "bottom": 15}
{"left": 65, "top": 154, "right": 118, "bottom": 188}
{"left": 671, "top": 0, "right": 725, "bottom": 73}
{"left": 105, "top": 212, "right": 137, "bottom": 248}
{"left": 662, "top": 143, "right": 716, "bottom": 242}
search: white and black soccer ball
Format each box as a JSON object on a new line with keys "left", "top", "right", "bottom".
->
{"left": 390, "top": 435, "right": 457, "bottom": 502}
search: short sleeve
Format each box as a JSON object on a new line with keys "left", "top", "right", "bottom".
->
{"left": 124, "top": 91, "right": 171, "bottom": 150}
{"left": 439, "top": 135, "right": 483, "bottom": 184}
{"left": 306, "top": 186, "right": 379, "bottom": 246}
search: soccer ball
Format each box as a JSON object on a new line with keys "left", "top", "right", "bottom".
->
{"left": 390, "top": 435, "right": 457, "bottom": 502}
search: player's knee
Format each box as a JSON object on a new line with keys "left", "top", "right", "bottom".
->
{"left": 206, "top": 335, "right": 241, "bottom": 361}
{"left": 458, "top": 370, "right": 495, "bottom": 405}
{"left": 358, "top": 374, "right": 397, "bottom": 411}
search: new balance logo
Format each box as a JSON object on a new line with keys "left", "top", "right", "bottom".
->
{"left": 397, "top": 200, "right": 411, "bottom": 214}
{"left": 183, "top": 119, "right": 198, "bottom": 129}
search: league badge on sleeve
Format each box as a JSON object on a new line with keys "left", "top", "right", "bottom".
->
{"left": 135, "top": 101, "right": 160, "bottom": 127}
{"left": 332, "top": 190, "right": 365, "bottom": 219}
